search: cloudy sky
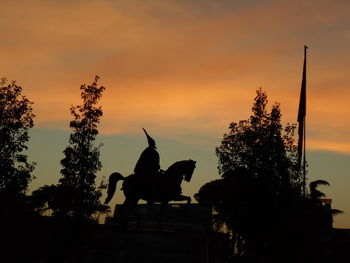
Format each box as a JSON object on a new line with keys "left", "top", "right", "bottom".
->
{"left": 1, "top": 0, "right": 349, "bottom": 227}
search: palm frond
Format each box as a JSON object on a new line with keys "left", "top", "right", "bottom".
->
{"left": 331, "top": 209, "right": 344, "bottom": 216}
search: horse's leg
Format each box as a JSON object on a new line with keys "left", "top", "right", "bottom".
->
{"left": 173, "top": 194, "right": 191, "bottom": 204}
{"left": 133, "top": 198, "right": 141, "bottom": 229}
{"left": 173, "top": 195, "right": 191, "bottom": 213}
{"left": 119, "top": 198, "right": 129, "bottom": 229}
{"left": 121, "top": 197, "right": 140, "bottom": 229}
{"left": 158, "top": 201, "right": 168, "bottom": 228}
{"left": 122, "top": 198, "right": 136, "bottom": 223}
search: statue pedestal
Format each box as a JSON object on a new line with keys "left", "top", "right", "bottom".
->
{"left": 102, "top": 203, "right": 230, "bottom": 263}
{"left": 111, "top": 203, "right": 211, "bottom": 231}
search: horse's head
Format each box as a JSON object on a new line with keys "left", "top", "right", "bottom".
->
{"left": 183, "top": 159, "right": 196, "bottom": 182}
{"left": 165, "top": 159, "right": 196, "bottom": 182}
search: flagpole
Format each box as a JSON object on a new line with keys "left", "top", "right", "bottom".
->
{"left": 298, "top": 45, "right": 308, "bottom": 197}
{"left": 303, "top": 114, "right": 306, "bottom": 197}
{"left": 303, "top": 45, "right": 307, "bottom": 197}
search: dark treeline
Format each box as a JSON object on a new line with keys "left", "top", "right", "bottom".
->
{"left": 195, "top": 89, "right": 344, "bottom": 263}
{"left": 0, "top": 78, "right": 346, "bottom": 262}
{"left": 1, "top": 76, "right": 110, "bottom": 262}
{"left": 31, "top": 76, "right": 108, "bottom": 221}
{"left": 1, "top": 76, "right": 108, "bottom": 221}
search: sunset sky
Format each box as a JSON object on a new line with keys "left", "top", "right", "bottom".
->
{"left": 1, "top": 0, "right": 349, "bottom": 227}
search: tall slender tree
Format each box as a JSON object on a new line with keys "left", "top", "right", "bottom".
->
{"left": 58, "top": 76, "right": 108, "bottom": 221}
{"left": 197, "top": 88, "right": 340, "bottom": 262}
{"left": 0, "top": 78, "right": 35, "bottom": 213}
{"left": 216, "top": 88, "right": 301, "bottom": 192}
{"left": 197, "top": 88, "right": 303, "bottom": 260}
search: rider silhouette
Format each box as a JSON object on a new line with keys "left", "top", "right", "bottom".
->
{"left": 134, "top": 129, "right": 160, "bottom": 199}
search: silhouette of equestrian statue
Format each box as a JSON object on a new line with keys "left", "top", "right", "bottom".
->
{"left": 134, "top": 129, "right": 160, "bottom": 178}
{"left": 104, "top": 129, "right": 196, "bottom": 226}
{"left": 133, "top": 128, "right": 161, "bottom": 202}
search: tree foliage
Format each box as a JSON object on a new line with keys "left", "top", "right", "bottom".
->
{"left": 216, "top": 88, "right": 301, "bottom": 191}
{"left": 0, "top": 78, "right": 35, "bottom": 203}
{"left": 196, "top": 89, "right": 335, "bottom": 262}
{"left": 32, "top": 76, "right": 108, "bottom": 221}
{"left": 58, "top": 76, "right": 108, "bottom": 220}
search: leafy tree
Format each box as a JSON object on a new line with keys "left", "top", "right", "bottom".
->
{"left": 196, "top": 89, "right": 320, "bottom": 262}
{"left": 216, "top": 88, "right": 301, "bottom": 191}
{"left": 197, "top": 89, "right": 343, "bottom": 262}
{"left": 32, "top": 76, "right": 108, "bottom": 221}
{"left": 58, "top": 75, "right": 108, "bottom": 221}
{"left": 308, "top": 180, "right": 343, "bottom": 228}
{"left": 0, "top": 78, "right": 35, "bottom": 213}
{"left": 309, "top": 180, "right": 329, "bottom": 200}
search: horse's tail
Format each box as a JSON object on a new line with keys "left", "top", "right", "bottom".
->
{"left": 104, "top": 172, "right": 125, "bottom": 204}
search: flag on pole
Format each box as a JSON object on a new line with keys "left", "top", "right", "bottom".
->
{"left": 297, "top": 46, "right": 307, "bottom": 169}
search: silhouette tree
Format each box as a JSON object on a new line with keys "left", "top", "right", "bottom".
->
{"left": 309, "top": 179, "right": 329, "bottom": 200}
{"left": 196, "top": 89, "right": 307, "bottom": 261}
{"left": 31, "top": 76, "right": 108, "bottom": 221}
{"left": 0, "top": 78, "right": 35, "bottom": 214}
{"left": 308, "top": 180, "right": 343, "bottom": 228}
{"left": 216, "top": 88, "right": 301, "bottom": 189}
{"left": 197, "top": 89, "right": 342, "bottom": 262}
{"left": 58, "top": 75, "right": 108, "bottom": 221}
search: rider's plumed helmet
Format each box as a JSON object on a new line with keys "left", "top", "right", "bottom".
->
{"left": 143, "top": 128, "right": 156, "bottom": 149}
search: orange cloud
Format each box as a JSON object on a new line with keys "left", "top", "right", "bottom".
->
{"left": 1, "top": 0, "right": 350, "bottom": 154}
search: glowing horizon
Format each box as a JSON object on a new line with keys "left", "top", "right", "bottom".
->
{"left": 2, "top": 0, "right": 350, "bottom": 154}
{"left": 2, "top": 0, "right": 350, "bottom": 228}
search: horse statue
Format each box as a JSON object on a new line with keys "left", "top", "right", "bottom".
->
{"left": 104, "top": 159, "right": 196, "bottom": 226}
